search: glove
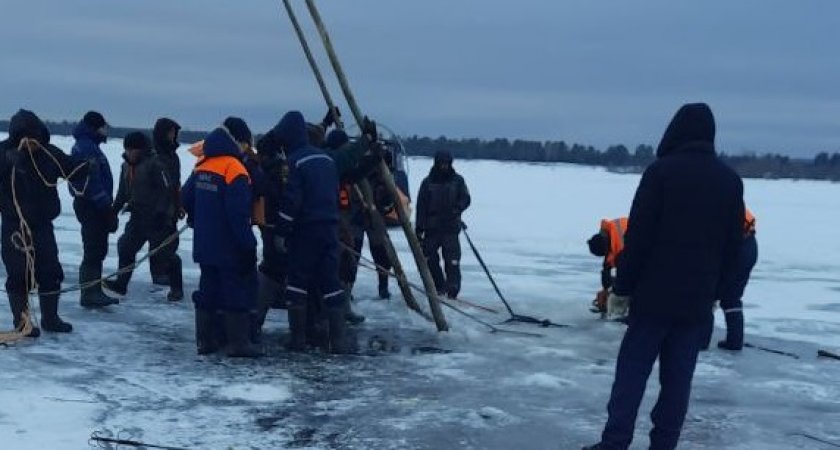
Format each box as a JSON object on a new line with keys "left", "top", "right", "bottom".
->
{"left": 322, "top": 107, "right": 341, "bottom": 128}
{"left": 273, "top": 235, "right": 287, "bottom": 255}
{"left": 591, "top": 290, "right": 609, "bottom": 314}
{"left": 607, "top": 292, "right": 630, "bottom": 320}
{"left": 362, "top": 116, "right": 378, "bottom": 142}
{"left": 103, "top": 207, "right": 119, "bottom": 233}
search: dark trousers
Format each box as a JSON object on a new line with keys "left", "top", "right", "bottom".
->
{"left": 601, "top": 314, "right": 705, "bottom": 450}
{"left": 73, "top": 199, "right": 108, "bottom": 268}
{"left": 703, "top": 235, "right": 759, "bottom": 345}
{"left": 285, "top": 223, "right": 344, "bottom": 309}
{"left": 1, "top": 220, "right": 63, "bottom": 294}
{"left": 150, "top": 219, "right": 179, "bottom": 279}
{"left": 194, "top": 265, "right": 257, "bottom": 312}
{"left": 422, "top": 231, "right": 462, "bottom": 297}
{"left": 116, "top": 215, "right": 182, "bottom": 289}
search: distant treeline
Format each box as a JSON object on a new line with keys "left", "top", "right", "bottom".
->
{"left": 2, "top": 120, "right": 839, "bottom": 181}
{"left": 403, "top": 136, "right": 840, "bottom": 182}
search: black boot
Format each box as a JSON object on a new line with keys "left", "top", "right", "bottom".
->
{"left": 327, "top": 305, "right": 357, "bottom": 354}
{"left": 79, "top": 264, "right": 119, "bottom": 308}
{"left": 39, "top": 293, "right": 72, "bottom": 333}
{"left": 102, "top": 277, "right": 128, "bottom": 297}
{"left": 377, "top": 273, "right": 391, "bottom": 300}
{"left": 286, "top": 303, "right": 309, "bottom": 352}
{"left": 195, "top": 307, "right": 219, "bottom": 355}
{"left": 223, "top": 311, "right": 263, "bottom": 358}
{"left": 344, "top": 292, "right": 365, "bottom": 325}
{"left": 166, "top": 256, "right": 184, "bottom": 302}
{"left": 718, "top": 310, "right": 744, "bottom": 351}
{"left": 8, "top": 292, "right": 40, "bottom": 337}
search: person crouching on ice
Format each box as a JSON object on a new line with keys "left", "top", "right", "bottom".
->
{"left": 273, "top": 111, "right": 353, "bottom": 354}
{"left": 587, "top": 217, "right": 628, "bottom": 316}
{"left": 181, "top": 125, "right": 262, "bottom": 358}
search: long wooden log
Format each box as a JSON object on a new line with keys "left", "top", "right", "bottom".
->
{"left": 303, "top": 0, "right": 448, "bottom": 331}
{"left": 280, "top": 0, "right": 426, "bottom": 319}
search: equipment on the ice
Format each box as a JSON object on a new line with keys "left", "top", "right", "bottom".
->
{"left": 818, "top": 349, "right": 840, "bottom": 361}
{"left": 461, "top": 221, "right": 570, "bottom": 328}
{"left": 90, "top": 429, "right": 190, "bottom": 450}
{"left": 606, "top": 292, "right": 629, "bottom": 320}
{"left": 744, "top": 342, "right": 799, "bottom": 359}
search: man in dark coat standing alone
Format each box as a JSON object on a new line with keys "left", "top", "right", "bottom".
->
{"left": 584, "top": 103, "right": 744, "bottom": 450}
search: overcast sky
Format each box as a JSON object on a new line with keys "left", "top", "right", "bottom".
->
{"left": 1, "top": 0, "right": 838, "bottom": 156}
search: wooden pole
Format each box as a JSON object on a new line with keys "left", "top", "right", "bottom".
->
{"left": 303, "top": 0, "right": 448, "bottom": 331}
{"left": 280, "top": 0, "right": 428, "bottom": 320}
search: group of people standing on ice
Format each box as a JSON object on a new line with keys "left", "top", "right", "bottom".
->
{"left": 0, "top": 107, "right": 472, "bottom": 356}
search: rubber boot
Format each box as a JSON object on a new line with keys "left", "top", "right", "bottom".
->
{"left": 377, "top": 272, "right": 391, "bottom": 300}
{"left": 326, "top": 305, "right": 356, "bottom": 354}
{"left": 39, "top": 293, "right": 73, "bottom": 333}
{"left": 166, "top": 256, "right": 184, "bottom": 302}
{"left": 195, "top": 307, "right": 219, "bottom": 355}
{"left": 286, "top": 303, "right": 309, "bottom": 352}
{"left": 8, "top": 292, "right": 40, "bottom": 337}
{"left": 223, "top": 311, "right": 263, "bottom": 358}
{"left": 344, "top": 291, "right": 365, "bottom": 325}
{"left": 718, "top": 310, "right": 744, "bottom": 351}
{"left": 102, "top": 276, "right": 128, "bottom": 297}
{"left": 79, "top": 264, "right": 119, "bottom": 308}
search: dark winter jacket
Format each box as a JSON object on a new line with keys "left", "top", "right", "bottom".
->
{"left": 416, "top": 153, "right": 471, "bottom": 234}
{"left": 182, "top": 127, "right": 256, "bottom": 268}
{"left": 614, "top": 103, "right": 744, "bottom": 322}
{"left": 273, "top": 111, "right": 339, "bottom": 232}
{"left": 153, "top": 118, "right": 182, "bottom": 217}
{"left": 0, "top": 110, "right": 86, "bottom": 226}
{"left": 256, "top": 151, "right": 289, "bottom": 279}
{"left": 112, "top": 147, "right": 173, "bottom": 220}
{"left": 69, "top": 123, "right": 113, "bottom": 209}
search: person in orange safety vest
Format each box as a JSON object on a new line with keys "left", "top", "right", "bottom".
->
{"left": 587, "top": 217, "right": 629, "bottom": 315}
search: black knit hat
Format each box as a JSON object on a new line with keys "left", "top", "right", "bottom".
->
{"left": 82, "top": 111, "right": 107, "bottom": 130}
{"left": 587, "top": 233, "right": 608, "bottom": 257}
{"left": 223, "top": 117, "right": 252, "bottom": 145}
{"left": 123, "top": 131, "right": 151, "bottom": 151}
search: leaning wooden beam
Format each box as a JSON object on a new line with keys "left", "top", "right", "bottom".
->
{"left": 280, "top": 0, "right": 429, "bottom": 321}
{"left": 303, "top": 0, "right": 448, "bottom": 331}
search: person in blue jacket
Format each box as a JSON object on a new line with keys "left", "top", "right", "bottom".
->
{"left": 69, "top": 111, "right": 119, "bottom": 309}
{"left": 273, "top": 111, "right": 352, "bottom": 354}
{"left": 584, "top": 104, "right": 744, "bottom": 450}
{"left": 181, "top": 125, "right": 261, "bottom": 358}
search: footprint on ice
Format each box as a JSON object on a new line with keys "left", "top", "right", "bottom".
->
{"left": 218, "top": 383, "right": 292, "bottom": 403}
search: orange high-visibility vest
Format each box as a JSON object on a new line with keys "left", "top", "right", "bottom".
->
{"left": 600, "top": 217, "right": 628, "bottom": 268}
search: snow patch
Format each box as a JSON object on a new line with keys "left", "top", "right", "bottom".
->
{"left": 218, "top": 383, "right": 292, "bottom": 403}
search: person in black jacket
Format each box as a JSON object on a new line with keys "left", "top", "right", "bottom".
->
{"left": 69, "top": 111, "right": 120, "bottom": 309}
{"left": 415, "top": 150, "right": 471, "bottom": 299}
{"left": 103, "top": 132, "right": 183, "bottom": 301}
{"left": 584, "top": 104, "right": 744, "bottom": 450}
{"left": 149, "top": 117, "right": 183, "bottom": 287}
{"left": 0, "top": 110, "right": 89, "bottom": 334}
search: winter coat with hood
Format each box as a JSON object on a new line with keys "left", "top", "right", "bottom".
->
{"left": 273, "top": 111, "right": 339, "bottom": 232}
{"left": 416, "top": 151, "right": 471, "bottom": 234}
{"left": 69, "top": 122, "right": 113, "bottom": 209}
{"left": 113, "top": 139, "right": 173, "bottom": 220}
{"left": 153, "top": 118, "right": 182, "bottom": 218}
{"left": 0, "top": 110, "right": 85, "bottom": 226}
{"left": 181, "top": 127, "right": 256, "bottom": 268}
{"left": 613, "top": 103, "right": 744, "bottom": 322}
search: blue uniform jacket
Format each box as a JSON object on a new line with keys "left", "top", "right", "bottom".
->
{"left": 182, "top": 127, "right": 257, "bottom": 268}
{"left": 70, "top": 123, "right": 113, "bottom": 209}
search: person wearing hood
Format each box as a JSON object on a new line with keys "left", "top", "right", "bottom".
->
{"left": 0, "top": 109, "right": 89, "bottom": 334}
{"left": 181, "top": 124, "right": 261, "bottom": 358}
{"left": 69, "top": 111, "right": 119, "bottom": 309}
{"left": 415, "top": 150, "right": 471, "bottom": 299}
{"left": 149, "top": 117, "right": 183, "bottom": 287}
{"left": 584, "top": 104, "right": 744, "bottom": 450}
{"left": 103, "top": 132, "right": 183, "bottom": 302}
{"left": 587, "top": 217, "right": 629, "bottom": 316}
{"left": 273, "top": 110, "right": 352, "bottom": 354}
